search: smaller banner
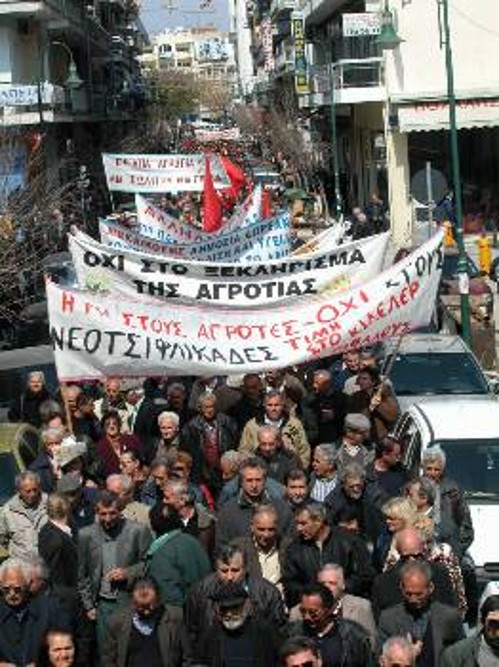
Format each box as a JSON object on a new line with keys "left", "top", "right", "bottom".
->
{"left": 98, "top": 213, "right": 291, "bottom": 263}
{"left": 102, "top": 153, "right": 231, "bottom": 193}
{"left": 69, "top": 231, "right": 389, "bottom": 307}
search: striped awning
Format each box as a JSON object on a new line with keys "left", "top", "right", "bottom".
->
{"left": 395, "top": 97, "right": 499, "bottom": 132}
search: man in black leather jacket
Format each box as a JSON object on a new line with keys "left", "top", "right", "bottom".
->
{"left": 283, "top": 501, "right": 375, "bottom": 608}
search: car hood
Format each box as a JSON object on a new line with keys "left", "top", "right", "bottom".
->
{"left": 468, "top": 501, "right": 499, "bottom": 566}
{"left": 396, "top": 393, "right": 493, "bottom": 413}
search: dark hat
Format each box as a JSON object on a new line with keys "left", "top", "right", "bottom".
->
{"left": 211, "top": 581, "right": 248, "bottom": 609}
{"left": 57, "top": 473, "right": 82, "bottom": 494}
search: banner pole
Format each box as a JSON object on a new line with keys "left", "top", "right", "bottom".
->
{"left": 61, "top": 382, "right": 74, "bottom": 435}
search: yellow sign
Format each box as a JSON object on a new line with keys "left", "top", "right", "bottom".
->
{"left": 292, "top": 16, "right": 309, "bottom": 95}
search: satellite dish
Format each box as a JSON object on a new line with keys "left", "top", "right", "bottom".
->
{"left": 411, "top": 167, "right": 447, "bottom": 208}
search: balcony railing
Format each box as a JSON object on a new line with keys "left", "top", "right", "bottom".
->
{"left": 307, "top": 57, "right": 385, "bottom": 104}
{"left": 270, "top": 0, "right": 296, "bottom": 15}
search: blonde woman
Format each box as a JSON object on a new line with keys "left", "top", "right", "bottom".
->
{"left": 376, "top": 496, "right": 419, "bottom": 570}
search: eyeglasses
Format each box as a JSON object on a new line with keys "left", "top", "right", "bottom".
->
{"left": 1, "top": 586, "right": 24, "bottom": 594}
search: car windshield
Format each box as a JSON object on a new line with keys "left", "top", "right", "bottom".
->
{"left": 432, "top": 439, "right": 499, "bottom": 495}
{"left": 442, "top": 253, "right": 480, "bottom": 279}
{"left": 389, "top": 352, "right": 490, "bottom": 395}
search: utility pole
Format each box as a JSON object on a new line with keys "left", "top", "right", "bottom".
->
{"left": 328, "top": 60, "right": 342, "bottom": 219}
{"left": 441, "top": 0, "right": 472, "bottom": 345}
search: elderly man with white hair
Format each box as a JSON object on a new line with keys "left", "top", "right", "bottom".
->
{"left": 0, "top": 471, "right": 48, "bottom": 560}
{"left": 8, "top": 369, "right": 51, "bottom": 427}
{"left": 379, "top": 636, "right": 415, "bottom": 667}
{"left": 422, "top": 444, "right": 477, "bottom": 625}
{"left": 29, "top": 426, "right": 66, "bottom": 493}
{"left": 421, "top": 445, "right": 474, "bottom": 560}
{"left": 153, "top": 410, "right": 181, "bottom": 461}
{"left": 0, "top": 557, "right": 65, "bottom": 665}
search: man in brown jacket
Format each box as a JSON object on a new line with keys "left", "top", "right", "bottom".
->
{"left": 102, "top": 576, "right": 190, "bottom": 667}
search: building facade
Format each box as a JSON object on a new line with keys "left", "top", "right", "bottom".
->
{"left": 246, "top": 0, "right": 499, "bottom": 245}
{"left": 0, "top": 0, "right": 147, "bottom": 205}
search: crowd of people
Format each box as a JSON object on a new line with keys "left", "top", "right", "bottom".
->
{"left": 1, "top": 348, "right": 496, "bottom": 666}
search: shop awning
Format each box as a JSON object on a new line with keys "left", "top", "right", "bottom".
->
{"left": 395, "top": 98, "right": 499, "bottom": 132}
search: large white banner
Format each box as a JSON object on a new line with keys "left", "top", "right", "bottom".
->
{"left": 102, "top": 153, "right": 231, "bottom": 193}
{"left": 48, "top": 232, "right": 444, "bottom": 380}
{"left": 69, "top": 230, "right": 389, "bottom": 307}
{"left": 98, "top": 214, "right": 291, "bottom": 263}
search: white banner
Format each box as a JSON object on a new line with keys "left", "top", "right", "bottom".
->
{"left": 98, "top": 214, "right": 291, "bottom": 263}
{"left": 102, "top": 153, "right": 231, "bottom": 193}
{"left": 48, "top": 232, "right": 444, "bottom": 380}
{"left": 134, "top": 195, "right": 204, "bottom": 244}
{"left": 223, "top": 185, "right": 262, "bottom": 232}
{"left": 134, "top": 188, "right": 263, "bottom": 244}
{"left": 194, "top": 128, "right": 241, "bottom": 142}
{"left": 69, "top": 231, "right": 389, "bottom": 307}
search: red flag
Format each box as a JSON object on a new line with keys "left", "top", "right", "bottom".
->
{"left": 202, "top": 155, "right": 223, "bottom": 232}
{"left": 262, "top": 187, "right": 272, "bottom": 219}
{"left": 221, "top": 155, "right": 246, "bottom": 198}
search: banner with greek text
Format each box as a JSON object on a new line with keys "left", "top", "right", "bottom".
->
{"left": 48, "top": 231, "right": 444, "bottom": 380}
{"left": 102, "top": 153, "right": 231, "bottom": 193}
{"left": 69, "top": 230, "right": 389, "bottom": 307}
{"left": 134, "top": 188, "right": 263, "bottom": 245}
{"left": 98, "top": 214, "right": 291, "bottom": 263}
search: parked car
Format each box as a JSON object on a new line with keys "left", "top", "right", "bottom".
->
{"left": 382, "top": 333, "right": 494, "bottom": 412}
{"left": 393, "top": 399, "right": 499, "bottom": 585}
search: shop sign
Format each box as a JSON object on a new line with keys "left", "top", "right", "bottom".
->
{"left": 292, "top": 14, "right": 309, "bottom": 95}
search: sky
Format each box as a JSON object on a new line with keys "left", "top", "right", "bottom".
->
{"left": 140, "top": 0, "right": 229, "bottom": 38}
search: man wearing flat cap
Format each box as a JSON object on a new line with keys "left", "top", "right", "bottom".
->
{"left": 193, "top": 580, "right": 283, "bottom": 666}
{"left": 335, "top": 413, "right": 374, "bottom": 471}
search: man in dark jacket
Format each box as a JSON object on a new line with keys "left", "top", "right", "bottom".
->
{"left": 365, "top": 435, "right": 409, "bottom": 498}
{"left": 378, "top": 561, "right": 464, "bottom": 665}
{"left": 289, "top": 583, "right": 375, "bottom": 666}
{"left": 324, "top": 462, "right": 386, "bottom": 544}
{"left": 8, "top": 370, "right": 51, "bottom": 427}
{"left": 215, "top": 457, "right": 292, "bottom": 548}
{"left": 228, "top": 373, "right": 264, "bottom": 432}
{"left": 255, "top": 425, "right": 301, "bottom": 485}
{"left": 180, "top": 392, "right": 239, "bottom": 493}
{"left": 77, "top": 490, "right": 153, "bottom": 648}
{"left": 304, "top": 369, "right": 346, "bottom": 447}
{"left": 185, "top": 543, "right": 287, "bottom": 645}
{"left": 372, "top": 527, "right": 458, "bottom": 620}
{"left": 192, "top": 580, "right": 282, "bottom": 666}
{"left": 102, "top": 576, "right": 189, "bottom": 667}
{"left": 0, "top": 558, "right": 67, "bottom": 665}
{"left": 283, "top": 501, "right": 375, "bottom": 608}
{"left": 38, "top": 492, "right": 78, "bottom": 619}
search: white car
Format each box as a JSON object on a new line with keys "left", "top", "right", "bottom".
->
{"left": 393, "top": 399, "right": 499, "bottom": 584}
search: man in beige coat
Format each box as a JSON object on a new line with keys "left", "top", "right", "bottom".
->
{"left": 239, "top": 390, "right": 310, "bottom": 467}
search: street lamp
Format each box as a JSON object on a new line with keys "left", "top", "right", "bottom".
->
{"left": 377, "top": 1, "right": 402, "bottom": 50}
{"left": 440, "top": 0, "right": 471, "bottom": 345}
{"left": 377, "top": 0, "right": 471, "bottom": 345}
{"left": 37, "top": 40, "right": 84, "bottom": 126}
{"left": 51, "top": 41, "right": 84, "bottom": 90}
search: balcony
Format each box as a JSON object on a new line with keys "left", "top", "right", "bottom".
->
{"left": 269, "top": 0, "right": 296, "bottom": 17}
{"left": 303, "top": 57, "right": 385, "bottom": 107}
{"left": 0, "top": 82, "right": 65, "bottom": 125}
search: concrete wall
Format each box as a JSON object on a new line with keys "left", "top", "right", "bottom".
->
{"left": 386, "top": 0, "right": 499, "bottom": 100}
